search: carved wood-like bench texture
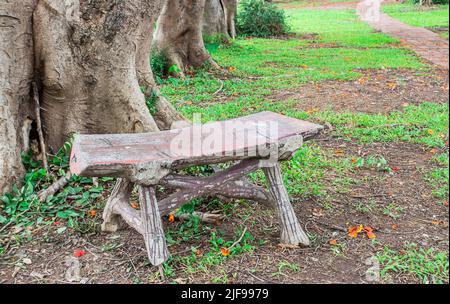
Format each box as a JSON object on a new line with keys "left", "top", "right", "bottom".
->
{"left": 70, "top": 111, "right": 323, "bottom": 266}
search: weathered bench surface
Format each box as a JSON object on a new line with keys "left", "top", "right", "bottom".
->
{"left": 70, "top": 111, "right": 323, "bottom": 179}
{"left": 69, "top": 111, "right": 324, "bottom": 266}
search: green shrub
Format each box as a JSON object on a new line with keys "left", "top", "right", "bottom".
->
{"left": 236, "top": 0, "right": 290, "bottom": 37}
{"left": 412, "top": 0, "right": 449, "bottom": 5}
{"left": 151, "top": 48, "right": 168, "bottom": 83}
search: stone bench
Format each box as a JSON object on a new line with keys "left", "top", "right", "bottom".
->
{"left": 70, "top": 111, "right": 323, "bottom": 266}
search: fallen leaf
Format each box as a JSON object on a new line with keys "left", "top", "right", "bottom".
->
{"left": 430, "top": 149, "right": 438, "bottom": 155}
{"left": 334, "top": 149, "right": 345, "bottom": 157}
{"left": 431, "top": 220, "right": 444, "bottom": 226}
{"left": 329, "top": 239, "right": 337, "bottom": 246}
{"left": 444, "top": 201, "right": 449, "bottom": 207}
{"left": 312, "top": 208, "right": 324, "bottom": 217}
{"left": 387, "top": 82, "right": 397, "bottom": 90}
{"left": 278, "top": 243, "right": 299, "bottom": 249}
{"left": 392, "top": 224, "right": 398, "bottom": 230}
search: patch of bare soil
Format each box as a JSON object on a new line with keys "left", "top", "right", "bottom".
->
{"left": 0, "top": 136, "right": 447, "bottom": 284}
{"left": 269, "top": 68, "right": 449, "bottom": 114}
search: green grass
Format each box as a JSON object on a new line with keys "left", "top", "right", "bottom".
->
{"left": 287, "top": 9, "right": 399, "bottom": 47}
{"left": 377, "top": 244, "right": 449, "bottom": 284}
{"left": 162, "top": 7, "right": 424, "bottom": 113}
{"left": 383, "top": 3, "right": 449, "bottom": 29}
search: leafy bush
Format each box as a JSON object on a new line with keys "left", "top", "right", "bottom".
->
{"left": 151, "top": 48, "right": 168, "bottom": 83}
{"left": 236, "top": 0, "right": 290, "bottom": 37}
{"left": 412, "top": 0, "right": 449, "bottom": 5}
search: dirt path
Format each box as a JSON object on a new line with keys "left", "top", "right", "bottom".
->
{"left": 358, "top": 9, "right": 449, "bottom": 69}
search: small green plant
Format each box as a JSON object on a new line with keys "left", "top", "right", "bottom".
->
{"left": 168, "top": 64, "right": 182, "bottom": 75}
{"left": 355, "top": 200, "right": 377, "bottom": 213}
{"left": 365, "top": 155, "right": 391, "bottom": 172}
{"left": 383, "top": 203, "right": 403, "bottom": 219}
{"left": 271, "top": 261, "right": 300, "bottom": 277}
{"left": 0, "top": 140, "right": 110, "bottom": 244}
{"left": 377, "top": 244, "right": 449, "bottom": 284}
{"left": 237, "top": 0, "right": 290, "bottom": 37}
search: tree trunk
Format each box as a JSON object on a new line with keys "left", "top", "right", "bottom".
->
{"left": 154, "top": 0, "right": 219, "bottom": 77}
{"left": 203, "top": 0, "right": 237, "bottom": 40}
{"left": 0, "top": 0, "right": 36, "bottom": 193}
{"left": 1, "top": 0, "right": 187, "bottom": 193}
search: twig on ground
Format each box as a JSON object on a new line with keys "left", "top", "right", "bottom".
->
{"left": 212, "top": 79, "right": 224, "bottom": 96}
{"left": 176, "top": 211, "right": 225, "bottom": 225}
{"left": 32, "top": 82, "right": 48, "bottom": 171}
{"left": 227, "top": 226, "right": 248, "bottom": 250}
{"left": 37, "top": 173, "right": 71, "bottom": 202}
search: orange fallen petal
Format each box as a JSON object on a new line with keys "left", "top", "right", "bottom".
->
{"left": 428, "top": 129, "right": 434, "bottom": 135}
{"left": 357, "top": 224, "right": 364, "bottom": 233}
{"left": 131, "top": 201, "right": 139, "bottom": 209}
{"left": 168, "top": 214, "right": 175, "bottom": 223}
{"left": 392, "top": 224, "right": 398, "bottom": 230}
{"left": 348, "top": 227, "right": 359, "bottom": 238}
{"left": 363, "top": 226, "right": 373, "bottom": 233}
{"left": 88, "top": 210, "right": 97, "bottom": 217}
{"left": 348, "top": 231, "right": 359, "bottom": 238}
{"left": 366, "top": 231, "right": 376, "bottom": 239}
{"left": 329, "top": 239, "right": 337, "bottom": 246}
{"left": 220, "top": 248, "right": 230, "bottom": 257}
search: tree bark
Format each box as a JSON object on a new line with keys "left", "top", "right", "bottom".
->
{"left": 0, "top": 0, "right": 36, "bottom": 193}
{"left": 154, "top": 0, "right": 219, "bottom": 77}
{"left": 203, "top": 0, "right": 237, "bottom": 40}
{"left": 1, "top": 0, "right": 188, "bottom": 193}
{"left": 34, "top": 0, "right": 162, "bottom": 152}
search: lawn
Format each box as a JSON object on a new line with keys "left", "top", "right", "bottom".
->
{"left": 383, "top": 2, "right": 449, "bottom": 38}
{"left": 1, "top": 2, "right": 448, "bottom": 284}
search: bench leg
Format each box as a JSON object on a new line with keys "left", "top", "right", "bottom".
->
{"left": 139, "top": 186, "right": 169, "bottom": 266}
{"left": 102, "top": 178, "right": 134, "bottom": 233}
{"left": 263, "top": 163, "right": 310, "bottom": 247}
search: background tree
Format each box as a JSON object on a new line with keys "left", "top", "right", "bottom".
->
{"left": 154, "top": 0, "right": 220, "bottom": 77}
{"left": 203, "top": 0, "right": 238, "bottom": 40}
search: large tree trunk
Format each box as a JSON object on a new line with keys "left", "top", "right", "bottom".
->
{"left": 0, "top": 0, "right": 36, "bottom": 193}
{"left": 203, "top": 0, "right": 237, "bottom": 40}
{"left": 1, "top": 0, "right": 187, "bottom": 193}
{"left": 154, "top": 0, "right": 219, "bottom": 77}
